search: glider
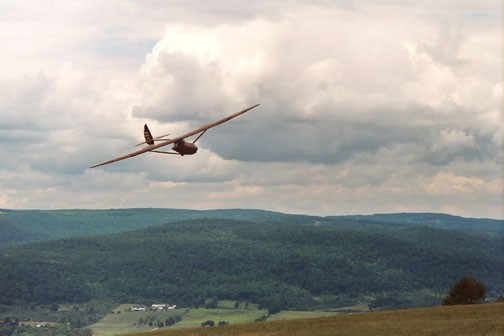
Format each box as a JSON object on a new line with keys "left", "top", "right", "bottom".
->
{"left": 90, "top": 104, "right": 259, "bottom": 168}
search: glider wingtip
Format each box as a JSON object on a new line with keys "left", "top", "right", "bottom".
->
{"left": 245, "top": 103, "right": 260, "bottom": 111}
{"left": 89, "top": 162, "right": 106, "bottom": 169}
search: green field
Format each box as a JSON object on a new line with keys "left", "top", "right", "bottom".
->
{"left": 267, "top": 310, "right": 339, "bottom": 321}
{"left": 172, "top": 307, "right": 266, "bottom": 329}
{"left": 126, "top": 302, "right": 504, "bottom": 336}
{"left": 90, "top": 304, "right": 185, "bottom": 336}
{"left": 90, "top": 302, "right": 268, "bottom": 336}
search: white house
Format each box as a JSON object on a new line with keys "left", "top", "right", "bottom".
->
{"left": 130, "top": 305, "right": 146, "bottom": 311}
{"left": 151, "top": 304, "right": 177, "bottom": 310}
{"left": 151, "top": 304, "right": 167, "bottom": 310}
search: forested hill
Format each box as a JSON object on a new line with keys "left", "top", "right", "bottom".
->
{"left": 1, "top": 217, "right": 502, "bottom": 311}
{"left": 1, "top": 208, "right": 502, "bottom": 248}
{"left": 0, "top": 208, "right": 287, "bottom": 248}
{"left": 333, "top": 213, "right": 503, "bottom": 234}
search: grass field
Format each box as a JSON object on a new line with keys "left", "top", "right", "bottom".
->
{"left": 91, "top": 302, "right": 268, "bottom": 336}
{"left": 266, "top": 310, "right": 339, "bottom": 322}
{"left": 172, "top": 307, "right": 266, "bottom": 329}
{"left": 127, "top": 302, "right": 504, "bottom": 336}
{"left": 90, "top": 304, "right": 186, "bottom": 336}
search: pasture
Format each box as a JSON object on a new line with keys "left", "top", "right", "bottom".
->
{"left": 91, "top": 302, "right": 268, "bottom": 336}
{"left": 90, "top": 304, "right": 184, "bottom": 336}
{"left": 171, "top": 307, "right": 266, "bottom": 329}
{"left": 127, "top": 302, "right": 504, "bottom": 336}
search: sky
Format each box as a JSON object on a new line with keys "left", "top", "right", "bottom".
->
{"left": 0, "top": 0, "right": 502, "bottom": 218}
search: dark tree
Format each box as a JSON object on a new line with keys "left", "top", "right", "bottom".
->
{"left": 3, "top": 317, "right": 19, "bottom": 327}
{"left": 50, "top": 303, "right": 59, "bottom": 312}
{"left": 443, "top": 276, "right": 487, "bottom": 305}
{"left": 205, "top": 297, "right": 218, "bottom": 309}
{"left": 201, "top": 320, "right": 215, "bottom": 327}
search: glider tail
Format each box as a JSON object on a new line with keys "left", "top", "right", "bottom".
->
{"left": 143, "top": 124, "right": 154, "bottom": 145}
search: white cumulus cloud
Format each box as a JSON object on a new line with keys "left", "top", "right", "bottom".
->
{"left": 0, "top": 0, "right": 501, "bottom": 218}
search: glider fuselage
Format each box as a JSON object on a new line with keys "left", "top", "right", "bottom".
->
{"left": 172, "top": 140, "right": 198, "bottom": 156}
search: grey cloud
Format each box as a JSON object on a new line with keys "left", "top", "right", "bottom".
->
{"left": 419, "top": 132, "right": 500, "bottom": 166}
{"left": 199, "top": 102, "right": 500, "bottom": 169}
{"left": 0, "top": 74, "right": 52, "bottom": 131}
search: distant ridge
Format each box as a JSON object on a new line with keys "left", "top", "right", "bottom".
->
{"left": 332, "top": 212, "right": 503, "bottom": 233}
{"left": 1, "top": 208, "right": 502, "bottom": 248}
{"left": 0, "top": 208, "right": 285, "bottom": 248}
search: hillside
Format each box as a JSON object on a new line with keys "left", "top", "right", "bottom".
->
{"left": 135, "top": 302, "right": 504, "bottom": 336}
{"left": 0, "top": 208, "right": 287, "bottom": 248}
{"left": 335, "top": 213, "right": 504, "bottom": 234}
{"left": 1, "top": 216, "right": 502, "bottom": 312}
{"left": 1, "top": 208, "right": 502, "bottom": 248}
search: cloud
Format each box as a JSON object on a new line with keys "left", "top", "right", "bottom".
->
{"left": 132, "top": 5, "right": 501, "bottom": 168}
{"left": 424, "top": 170, "right": 485, "bottom": 196}
{"left": 0, "top": 1, "right": 501, "bottom": 218}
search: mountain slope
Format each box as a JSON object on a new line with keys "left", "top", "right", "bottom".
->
{"left": 1, "top": 217, "right": 502, "bottom": 310}
{"left": 333, "top": 213, "right": 503, "bottom": 234}
{"left": 0, "top": 208, "right": 287, "bottom": 248}
{"left": 1, "top": 208, "right": 502, "bottom": 248}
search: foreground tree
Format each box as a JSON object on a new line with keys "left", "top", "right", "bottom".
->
{"left": 443, "top": 276, "right": 487, "bottom": 305}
